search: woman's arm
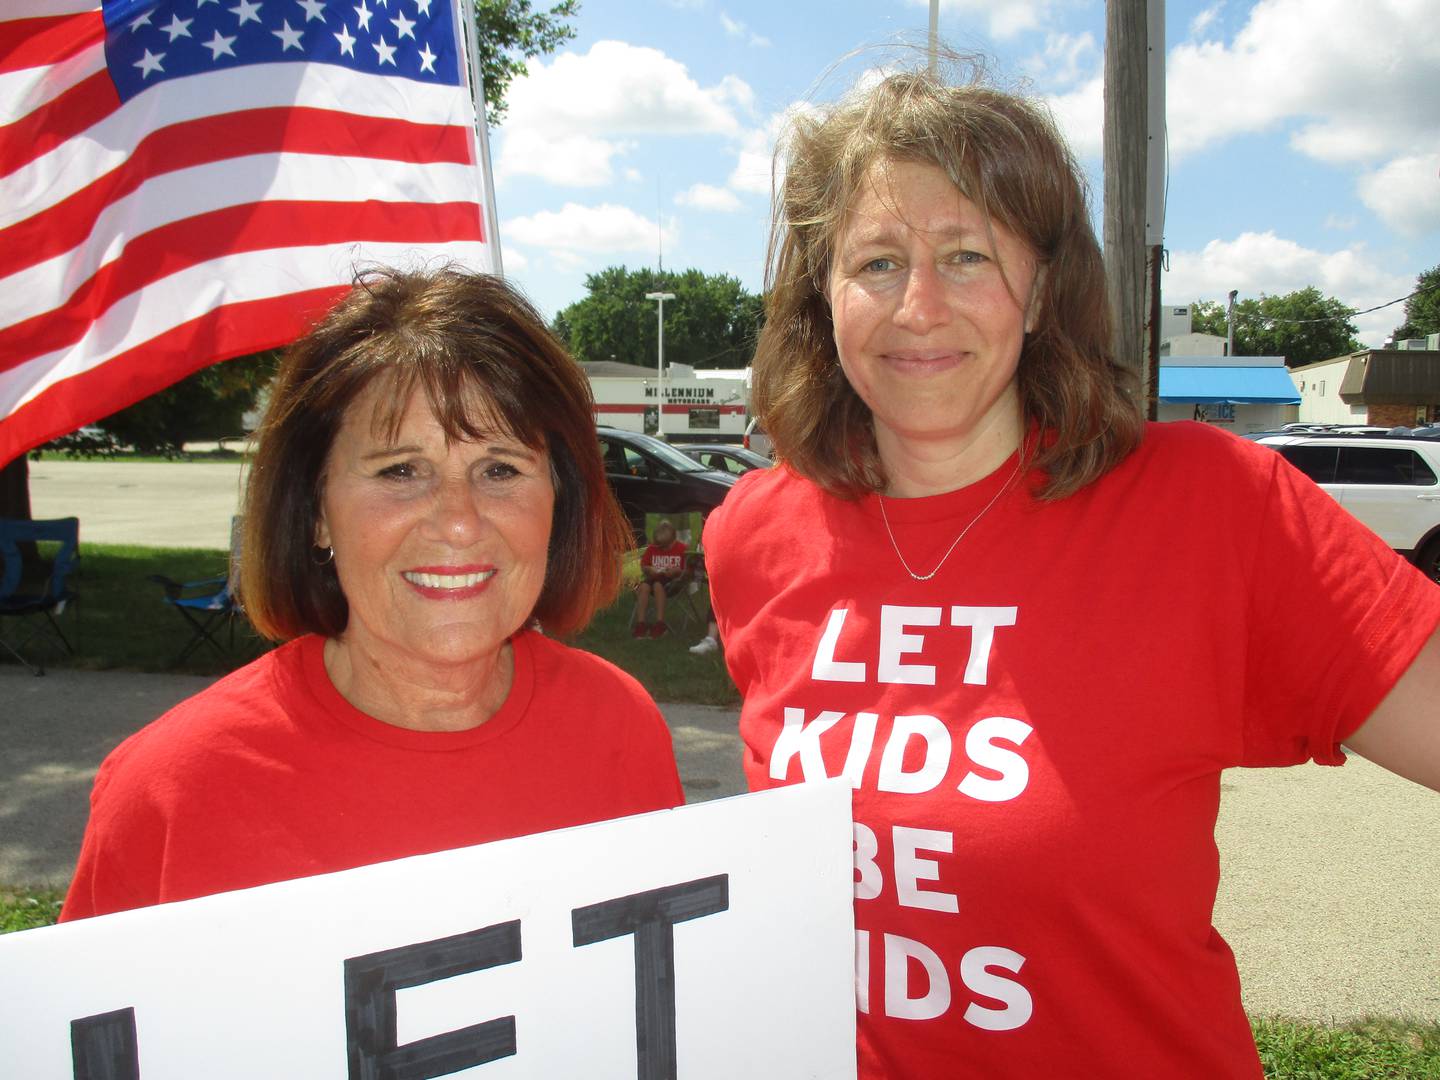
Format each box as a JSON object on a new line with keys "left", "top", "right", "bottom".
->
{"left": 1344, "top": 626, "right": 1440, "bottom": 792}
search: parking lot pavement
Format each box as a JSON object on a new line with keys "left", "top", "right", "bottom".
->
{"left": 1214, "top": 756, "right": 1440, "bottom": 1022}
{"left": 28, "top": 459, "right": 245, "bottom": 550}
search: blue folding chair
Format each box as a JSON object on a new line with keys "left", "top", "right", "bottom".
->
{"left": 0, "top": 517, "right": 80, "bottom": 676}
{"left": 149, "top": 516, "right": 244, "bottom": 667}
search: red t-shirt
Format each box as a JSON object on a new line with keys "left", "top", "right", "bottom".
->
{"left": 641, "top": 539, "right": 688, "bottom": 577}
{"left": 63, "top": 631, "right": 684, "bottom": 920}
{"left": 705, "top": 422, "right": 1440, "bottom": 1078}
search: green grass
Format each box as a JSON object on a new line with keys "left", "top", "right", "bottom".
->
{"left": 573, "top": 582, "right": 738, "bottom": 708}
{"left": 1, "top": 541, "right": 271, "bottom": 676}
{"left": 1252, "top": 1016, "right": 1440, "bottom": 1078}
{"left": 30, "top": 448, "right": 251, "bottom": 464}
{"left": 0, "top": 885, "right": 1434, "bottom": 1080}
{"left": 4, "top": 542, "right": 739, "bottom": 703}
{"left": 0, "top": 887, "right": 64, "bottom": 933}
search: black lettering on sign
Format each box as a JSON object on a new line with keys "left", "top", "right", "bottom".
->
{"left": 71, "top": 1007, "right": 139, "bottom": 1080}
{"left": 344, "top": 920, "right": 523, "bottom": 1080}
{"left": 571, "top": 875, "right": 729, "bottom": 1080}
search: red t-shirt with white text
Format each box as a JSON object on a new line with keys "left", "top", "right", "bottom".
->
{"left": 705, "top": 422, "right": 1440, "bottom": 1078}
{"left": 641, "top": 539, "right": 688, "bottom": 577}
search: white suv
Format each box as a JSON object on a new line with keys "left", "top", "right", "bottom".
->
{"left": 1258, "top": 434, "right": 1440, "bottom": 582}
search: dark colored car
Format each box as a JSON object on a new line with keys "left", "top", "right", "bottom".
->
{"left": 679, "top": 443, "right": 774, "bottom": 475}
{"left": 596, "top": 427, "right": 738, "bottom": 542}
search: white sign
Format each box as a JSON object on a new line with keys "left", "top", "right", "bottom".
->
{"left": 0, "top": 783, "right": 856, "bottom": 1079}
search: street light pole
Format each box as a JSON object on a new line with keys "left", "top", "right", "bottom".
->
{"left": 644, "top": 291, "right": 675, "bottom": 438}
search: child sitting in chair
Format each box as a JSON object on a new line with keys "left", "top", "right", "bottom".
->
{"left": 634, "top": 519, "right": 687, "bottom": 638}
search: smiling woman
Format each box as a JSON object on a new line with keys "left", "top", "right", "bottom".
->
{"left": 704, "top": 66, "right": 1440, "bottom": 1079}
{"left": 62, "top": 268, "right": 684, "bottom": 921}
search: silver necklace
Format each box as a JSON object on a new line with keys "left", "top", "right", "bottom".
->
{"left": 877, "top": 456, "right": 1024, "bottom": 582}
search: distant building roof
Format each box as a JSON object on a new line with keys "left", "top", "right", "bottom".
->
{"left": 1340, "top": 349, "right": 1440, "bottom": 405}
{"left": 1157, "top": 365, "right": 1301, "bottom": 405}
{"left": 579, "top": 360, "right": 657, "bottom": 378}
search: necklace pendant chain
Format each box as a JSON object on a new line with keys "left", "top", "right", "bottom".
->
{"left": 878, "top": 457, "right": 1023, "bottom": 582}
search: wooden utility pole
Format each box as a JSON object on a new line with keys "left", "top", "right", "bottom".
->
{"left": 1103, "top": 0, "right": 1165, "bottom": 419}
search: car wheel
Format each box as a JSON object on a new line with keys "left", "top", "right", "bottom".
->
{"left": 1417, "top": 537, "right": 1440, "bottom": 585}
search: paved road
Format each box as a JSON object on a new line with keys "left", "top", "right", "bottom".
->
{"left": 28, "top": 458, "right": 246, "bottom": 550}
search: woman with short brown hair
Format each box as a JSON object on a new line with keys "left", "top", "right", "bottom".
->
{"left": 65, "top": 268, "right": 683, "bottom": 920}
{"left": 706, "top": 67, "right": 1440, "bottom": 1077}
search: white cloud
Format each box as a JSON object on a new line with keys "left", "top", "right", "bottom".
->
{"left": 676, "top": 183, "right": 742, "bottom": 212}
{"left": 624, "top": 167, "right": 644, "bottom": 183}
{"left": 499, "top": 246, "right": 528, "bottom": 272}
{"left": 1044, "top": 74, "right": 1104, "bottom": 162}
{"left": 1188, "top": 2, "right": 1224, "bottom": 39}
{"left": 728, "top": 103, "right": 822, "bottom": 196}
{"left": 1166, "top": 0, "right": 1440, "bottom": 163}
{"left": 719, "top": 11, "right": 770, "bottom": 47}
{"left": 496, "top": 41, "right": 754, "bottom": 187}
{"left": 495, "top": 129, "right": 633, "bottom": 187}
{"left": 1162, "top": 230, "right": 1415, "bottom": 345}
{"left": 1323, "top": 213, "right": 1358, "bottom": 231}
{"left": 917, "top": 0, "right": 1053, "bottom": 40}
{"left": 504, "top": 203, "right": 675, "bottom": 257}
{"left": 1357, "top": 150, "right": 1440, "bottom": 237}
{"left": 729, "top": 126, "right": 775, "bottom": 195}
{"left": 1021, "top": 32, "right": 1098, "bottom": 90}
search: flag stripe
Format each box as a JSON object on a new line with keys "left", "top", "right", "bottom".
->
{"left": 1, "top": 200, "right": 483, "bottom": 372}
{"left": 0, "top": 14, "right": 100, "bottom": 74}
{"left": 1, "top": 108, "right": 473, "bottom": 280}
{"left": 0, "top": 37, "right": 107, "bottom": 127}
{"left": 6, "top": 2, "right": 101, "bottom": 20}
{"left": 3, "top": 63, "right": 469, "bottom": 219}
{"left": 0, "top": 287, "right": 348, "bottom": 465}
{"left": 5, "top": 239, "right": 492, "bottom": 419}
{"left": 0, "top": 2, "right": 493, "bottom": 465}
{"left": 3, "top": 156, "right": 484, "bottom": 331}
{"left": 0, "top": 72, "right": 118, "bottom": 182}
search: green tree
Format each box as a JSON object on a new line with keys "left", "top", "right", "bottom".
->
{"left": 84, "top": 351, "right": 278, "bottom": 457}
{"left": 554, "top": 266, "right": 764, "bottom": 370}
{"left": 1390, "top": 265, "right": 1440, "bottom": 342}
{"left": 472, "top": 0, "right": 578, "bottom": 126}
{"left": 1189, "top": 287, "right": 1360, "bottom": 367}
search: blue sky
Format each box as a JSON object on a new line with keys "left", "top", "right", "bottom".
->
{"left": 488, "top": 0, "right": 1440, "bottom": 346}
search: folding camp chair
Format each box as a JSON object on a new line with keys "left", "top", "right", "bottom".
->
{"left": 149, "top": 516, "right": 245, "bottom": 667}
{"left": 0, "top": 517, "right": 80, "bottom": 676}
{"left": 633, "top": 552, "right": 711, "bottom": 639}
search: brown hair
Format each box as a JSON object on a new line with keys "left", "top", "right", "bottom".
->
{"left": 241, "top": 267, "right": 631, "bottom": 640}
{"left": 754, "top": 68, "right": 1143, "bottom": 499}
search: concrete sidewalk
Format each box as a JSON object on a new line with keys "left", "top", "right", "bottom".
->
{"left": 2, "top": 664, "right": 1436, "bottom": 1025}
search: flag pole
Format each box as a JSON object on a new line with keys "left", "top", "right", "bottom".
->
{"left": 456, "top": 0, "right": 504, "bottom": 277}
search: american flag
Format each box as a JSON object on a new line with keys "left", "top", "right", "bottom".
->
{"left": 0, "top": 0, "right": 494, "bottom": 465}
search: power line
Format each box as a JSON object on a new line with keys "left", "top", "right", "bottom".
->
{"left": 1213, "top": 280, "right": 1438, "bottom": 328}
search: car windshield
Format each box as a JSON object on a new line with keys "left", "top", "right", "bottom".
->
{"left": 630, "top": 434, "right": 709, "bottom": 473}
{"left": 725, "top": 447, "right": 772, "bottom": 469}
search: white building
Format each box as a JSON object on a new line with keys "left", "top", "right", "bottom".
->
{"left": 1291, "top": 337, "right": 1440, "bottom": 428}
{"left": 1153, "top": 310, "right": 1299, "bottom": 433}
{"left": 583, "top": 360, "right": 749, "bottom": 442}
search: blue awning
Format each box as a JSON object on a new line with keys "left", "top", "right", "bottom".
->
{"left": 1158, "top": 366, "right": 1300, "bottom": 405}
